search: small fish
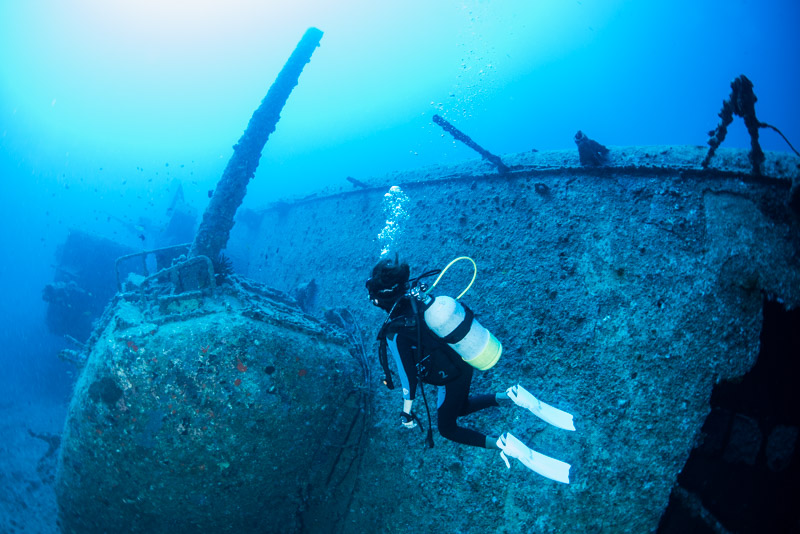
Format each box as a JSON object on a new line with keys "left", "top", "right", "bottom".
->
{"left": 207, "top": 189, "right": 214, "bottom": 198}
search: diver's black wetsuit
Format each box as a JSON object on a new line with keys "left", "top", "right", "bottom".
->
{"left": 386, "top": 329, "right": 498, "bottom": 448}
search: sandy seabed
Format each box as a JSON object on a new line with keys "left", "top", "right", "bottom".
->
{"left": 0, "top": 397, "right": 66, "bottom": 534}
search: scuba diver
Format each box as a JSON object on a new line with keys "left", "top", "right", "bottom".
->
{"left": 366, "top": 255, "right": 576, "bottom": 484}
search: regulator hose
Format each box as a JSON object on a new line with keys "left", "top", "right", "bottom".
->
{"left": 425, "top": 256, "right": 477, "bottom": 300}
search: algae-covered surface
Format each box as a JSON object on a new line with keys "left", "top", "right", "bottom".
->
{"left": 42, "top": 145, "right": 800, "bottom": 533}
{"left": 56, "top": 281, "right": 366, "bottom": 533}
{"left": 238, "top": 145, "right": 800, "bottom": 533}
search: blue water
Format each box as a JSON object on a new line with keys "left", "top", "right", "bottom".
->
{"left": 0, "top": 0, "right": 798, "bottom": 530}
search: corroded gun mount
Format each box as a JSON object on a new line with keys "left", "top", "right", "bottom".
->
{"left": 432, "top": 114, "right": 509, "bottom": 174}
{"left": 189, "top": 27, "right": 323, "bottom": 263}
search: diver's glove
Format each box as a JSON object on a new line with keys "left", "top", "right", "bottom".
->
{"left": 497, "top": 432, "right": 571, "bottom": 484}
{"left": 400, "top": 412, "right": 417, "bottom": 429}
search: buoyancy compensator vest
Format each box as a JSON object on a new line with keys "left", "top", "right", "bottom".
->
{"left": 376, "top": 257, "right": 503, "bottom": 389}
{"left": 377, "top": 295, "right": 464, "bottom": 387}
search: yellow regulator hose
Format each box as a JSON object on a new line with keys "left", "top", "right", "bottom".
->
{"left": 425, "top": 256, "right": 477, "bottom": 300}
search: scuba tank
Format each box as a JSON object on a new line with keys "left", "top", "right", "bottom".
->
{"left": 423, "top": 295, "right": 502, "bottom": 371}
{"left": 417, "top": 256, "right": 503, "bottom": 371}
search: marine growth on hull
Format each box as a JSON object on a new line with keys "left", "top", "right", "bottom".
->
{"left": 56, "top": 261, "right": 369, "bottom": 533}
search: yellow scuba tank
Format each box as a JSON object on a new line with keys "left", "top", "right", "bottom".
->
{"left": 421, "top": 257, "right": 503, "bottom": 371}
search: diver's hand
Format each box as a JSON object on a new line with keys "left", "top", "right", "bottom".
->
{"left": 400, "top": 399, "right": 416, "bottom": 428}
{"left": 400, "top": 412, "right": 417, "bottom": 429}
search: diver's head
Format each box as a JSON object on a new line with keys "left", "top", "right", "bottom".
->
{"left": 365, "top": 255, "right": 410, "bottom": 312}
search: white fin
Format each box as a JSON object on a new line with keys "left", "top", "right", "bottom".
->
{"left": 507, "top": 384, "right": 576, "bottom": 431}
{"left": 497, "top": 432, "right": 571, "bottom": 484}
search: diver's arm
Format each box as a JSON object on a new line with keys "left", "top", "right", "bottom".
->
{"left": 387, "top": 334, "right": 417, "bottom": 401}
{"left": 387, "top": 334, "right": 417, "bottom": 427}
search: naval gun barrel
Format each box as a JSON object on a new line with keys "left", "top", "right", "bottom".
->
{"left": 189, "top": 27, "right": 324, "bottom": 261}
{"left": 432, "top": 114, "right": 509, "bottom": 174}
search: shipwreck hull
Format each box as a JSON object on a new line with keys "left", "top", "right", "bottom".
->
{"left": 227, "top": 145, "right": 800, "bottom": 533}
{"left": 54, "top": 144, "right": 798, "bottom": 533}
{"left": 55, "top": 280, "right": 365, "bottom": 533}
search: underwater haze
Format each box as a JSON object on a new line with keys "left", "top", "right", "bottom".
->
{"left": 0, "top": 0, "right": 798, "bottom": 532}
